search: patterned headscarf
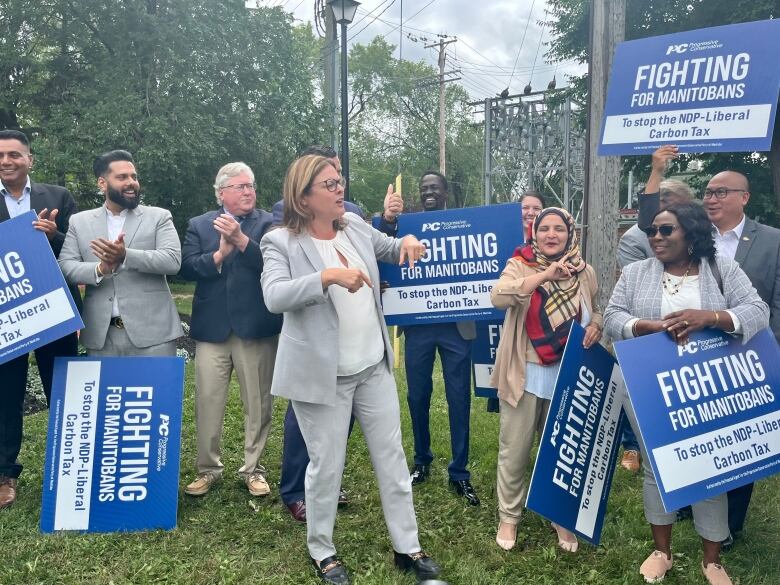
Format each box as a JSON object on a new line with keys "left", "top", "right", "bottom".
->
{"left": 512, "top": 207, "right": 587, "bottom": 364}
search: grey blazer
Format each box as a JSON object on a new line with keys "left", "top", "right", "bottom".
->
{"left": 260, "top": 213, "right": 403, "bottom": 405}
{"left": 617, "top": 224, "right": 653, "bottom": 268}
{"left": 59, "top": 204, "right": 183, "bottom": 350}
{"left": 604, "top": 255, "right": 769, "bottom": 342}
{"left": 733, "top": 218, "right": 780, "bottom": 342}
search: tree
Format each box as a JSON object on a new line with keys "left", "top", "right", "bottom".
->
{"left": 0, "top": 1, "right": 327, "bottom": 233}
{"left": 346, "top": 37, "right": 483, "bottom": 213}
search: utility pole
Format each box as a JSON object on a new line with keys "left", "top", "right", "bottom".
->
{"left": 582, "top": 0, "right": 625, "bottom": 311}
{"left": 323, "top": 8, "right": 338, "bottom": 151}
{"left": 425, "top": 38, "right": 457, "bottom": 175}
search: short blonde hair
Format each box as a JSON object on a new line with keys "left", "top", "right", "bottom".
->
{"left": 213, "top": 162, "right": 255, "bottom": 205}
{"left": 282, "top": 155, "right": 344, "bottom": 233}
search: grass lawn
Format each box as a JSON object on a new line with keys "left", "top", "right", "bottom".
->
{"left": 3, "top": 349, "right": 780, "bottom": 584}
{"left": 169, "top": 281, "right": 195, "bottom": 317}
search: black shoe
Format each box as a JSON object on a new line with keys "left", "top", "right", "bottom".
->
{"left": 338, "top": 489, "right": 349, "bottom": 506}
{"left": 393, "top": 550, "right": 441, "bottom": 580}
{"left": 721, "top": 532, "right": 735, "bottom": 552}
{"left": 312, "top": 555, "right": 350, "bottom": 584}
{"left": 410, "top": 464, "right": 430, "bottom": 485}
{"left": 449, "top": 479, "right": 480, "bottom": 506}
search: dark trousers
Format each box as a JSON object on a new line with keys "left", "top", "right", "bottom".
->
{"left": 404, "top": 323, "right": 473, "bottom": 481}
{"left": 0, "top": 333, "right": 78, "bottom": 478}
{"left": 279, "top": 401, "right": 355, "bottom": 505}
{"left": 727, "top": 483, "right": 753, "bottom": 534}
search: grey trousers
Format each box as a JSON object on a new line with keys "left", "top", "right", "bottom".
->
{"left": 292, "top": 361, "right": 421, "bottom": 561}
{"left": 623, "top": 398, "right": 729, "bottom": 542}
{"left": 194, "top": 335, "right": 277, "bottom": 477}
{"left": 88, "top": 325, "right": 177, "bottom": 357}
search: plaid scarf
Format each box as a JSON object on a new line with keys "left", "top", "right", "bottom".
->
{"left": 513, "top": 207, "right": 586, "bottom": 364}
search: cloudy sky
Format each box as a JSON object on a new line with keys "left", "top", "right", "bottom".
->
{"left": 248, "top": 0, "right": 586, "bottom": 100}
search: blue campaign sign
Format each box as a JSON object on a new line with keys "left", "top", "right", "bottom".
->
{"left": 599, "top": 19, "right": 780, "bottom": 155}
{"left": 0, "top": 211, "right": 83, "bottom": 365}
{"left": 526, "top": 323, "right": 624, "bottom": 545}
{"left": 614, "top": 328, "right": 780, "bottom": 512}
{"left": 378, "top": 203, "right": 523, "bottom": 326}
{"left": 41, "top": 356, "right": 185, "bottom": 533}
{"left": 472, "top": 319, "right": 503, "bottom": 399}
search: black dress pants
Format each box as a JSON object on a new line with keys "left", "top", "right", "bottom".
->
{"left": 0, "top": 333, "right": 78, "bottom": 478}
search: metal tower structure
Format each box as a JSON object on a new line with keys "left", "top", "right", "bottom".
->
{"left": 477, "top": 90, "right": 587, "bottom": 222}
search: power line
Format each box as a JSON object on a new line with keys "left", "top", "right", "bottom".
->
{"left": 349, "top": 0, "right": 397, "bottom": 41}
{"left": 507, "top": 0, "right": 537, "bottom": 90}
{"left": 350, "top": 0, "right": 393, "bottom": 30}
{"left": 377, "top": 0, "right": 441, "bottom": 41}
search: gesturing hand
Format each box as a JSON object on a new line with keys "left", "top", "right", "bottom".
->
{"left": 383, "top": 184, "right": 403, "bottom": 222}
{"left": 399, "top": 235, "right": 426, "bottom": 268}
{"left": 33, "top": 208, "right": 59, "bottom": 240}
{"left": 543, "top": 261, "right": 576, "bottom": 281}
{"left": 90, "top": 232, "right": 126, "bottom": 269}
{"left": 323, "top": 267, "right": 372, "bottom": 293}
{"left": 213, "top": 214, "right": 249, "bottom": 249}
{"left": 651, "top": 145, "right": 678, "bottom": 175}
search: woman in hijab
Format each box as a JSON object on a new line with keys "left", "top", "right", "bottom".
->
{"left": 489, "top": 207, "right": 603, "bottom": 553}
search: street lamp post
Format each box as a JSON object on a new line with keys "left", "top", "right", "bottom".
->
{"left": 327, "top": 0, "right": 360, "bottom": 201}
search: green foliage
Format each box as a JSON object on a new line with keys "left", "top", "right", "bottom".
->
{"left": 347, "top": 37, "right": 483, "bottom": 213}
{"left": 0, "top": 1, "right": 326, "bottom": 233}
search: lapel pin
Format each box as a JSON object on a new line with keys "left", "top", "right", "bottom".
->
{"left": 741, "top": 236, "right": 750, "bottom": 241}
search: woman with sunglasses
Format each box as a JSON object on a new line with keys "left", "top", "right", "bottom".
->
{"left": 260, "top": 155, "right": 441, "bottom": 584}
{"left": 490, "top": 207, "right": 603, "bottom": 553}
{"left": 604, "top": 202, "right": 768, "bottom": 585}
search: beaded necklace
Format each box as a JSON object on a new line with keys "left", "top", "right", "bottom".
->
{"left": 662, "top": 261, "right": 693, "bottom": 296}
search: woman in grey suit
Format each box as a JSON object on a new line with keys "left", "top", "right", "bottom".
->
{"left": 260, "top": 155, "right": 441, "bottom": 585}
{"left": 604, "top": 202, "right": 768, "bottom": 585}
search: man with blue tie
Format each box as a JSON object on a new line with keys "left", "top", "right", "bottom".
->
{"left": 180, "top": 162, "right": 282, "bottom": 498}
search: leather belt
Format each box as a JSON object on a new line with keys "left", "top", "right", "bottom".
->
{"left": 110, "top": 316, "right": 125, "bottom": 329}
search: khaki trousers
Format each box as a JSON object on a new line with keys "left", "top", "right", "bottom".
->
{"left": 194, "top": 334, "right": 278, "bottom": 477}
{"left": 497, "top": 392, "right": 550, "bottom": 524}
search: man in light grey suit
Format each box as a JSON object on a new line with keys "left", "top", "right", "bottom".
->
{"left": 59, "top": 150, "right": 182, "bottom": 356}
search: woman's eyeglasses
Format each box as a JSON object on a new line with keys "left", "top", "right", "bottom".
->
{"left": 316, "top": 178, "right": 346, "bottom": 192}
{"left": 642, "top": 224, "right": 678, "bottom": 238}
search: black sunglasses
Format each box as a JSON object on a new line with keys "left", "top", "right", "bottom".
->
{"left": 642, "top": 224, "right": 678, "bottom": 238}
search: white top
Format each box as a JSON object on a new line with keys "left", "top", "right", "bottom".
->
{"left": 623, "top": 273, "right": 741, "bottom": 338}
{"left": 94, "top": 206, "right": 129, "bottom": 317}
{"left": 525, "top": 302, "right": 591, "bottom": 401}
{"left": 713, "top": 214, "right": 746, "bottom": 260}
{"left": 1, "top": 177, "right": 31, "bottom": 218}
{"left": 311, "top": 230, "right": 384, "bottom": 376}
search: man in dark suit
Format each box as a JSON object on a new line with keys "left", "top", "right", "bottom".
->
{"left": 391, "top": 171, "right": 480, "bottom": 505}
{"left": 180, "top": 162, "right": 282, "bottom": 498}
{"left": 0, "top": 129, "right": 80, "bottom": 509}
{"left": 703, "top": 170, "right": 780, "bottom": 544}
